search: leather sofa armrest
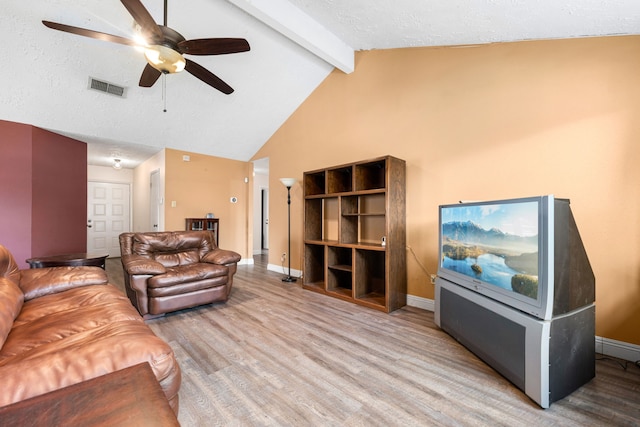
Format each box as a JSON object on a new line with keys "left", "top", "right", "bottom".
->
{"left": 19, "top": 266, "right": 108, "bottom": 301}
{"left": 202, "top": 249, "right": 241, "bottom": 265}
{"left": 121, "top": 255, "right": 166, "bottom": 275}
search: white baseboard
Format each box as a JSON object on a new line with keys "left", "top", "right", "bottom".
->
{"left": 596, "top": 336, "right": 640, "bottom": 362}
{"left": 406, "top": 296, "right": 639, "bottom": 363}
{"left": 238, "top": 258, "right": 254, "bottom": 265}
{"left": 407, "top": 294, "right": 435, "bottom": 312}
{"left": 267, "top": 263, "right": 303, "bottom": 279}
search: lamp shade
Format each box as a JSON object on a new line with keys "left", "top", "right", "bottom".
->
{"left": 144, "top": 45, "right": 186, "bottom": 73}
{"left": 280, "top": 178, "right": 297, "bottom": 188}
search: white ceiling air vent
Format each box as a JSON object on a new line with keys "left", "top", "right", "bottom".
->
{"left": 88, "top": 77, "right": 126, "bottom": 97}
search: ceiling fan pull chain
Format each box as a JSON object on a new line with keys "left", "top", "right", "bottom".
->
{"left": 163, "top": 74, "right": 167, "bottom": 113}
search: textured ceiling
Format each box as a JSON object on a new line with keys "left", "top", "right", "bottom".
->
{"left": 1, "top": 0, "right": 638, "bottom": 168}
{"left": 287, "top": 0, "right": 640, "bottom": 50}
{"left": 1, "top": 0, "right": 333, "bottom": 168}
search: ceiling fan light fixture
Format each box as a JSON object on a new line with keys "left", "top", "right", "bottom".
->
{"left": 42, "top": 0, "right": 249, "bottom": 94}
{"left": 144, "top": 45, "right": 185, "bottom": 73}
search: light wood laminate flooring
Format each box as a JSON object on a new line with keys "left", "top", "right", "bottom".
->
{"left": 106, "top": 255, "right": 640, "bottom": 426}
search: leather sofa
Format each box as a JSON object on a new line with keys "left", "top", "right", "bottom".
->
{"left": 119, "top": 231, "right": 241, "bottom": 318}
{"left": 0, "top": 244, "right": 181, "bottom": 412}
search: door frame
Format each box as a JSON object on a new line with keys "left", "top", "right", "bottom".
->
{"left": 261, "top": 188, "right": 269, "bottom": 250}
{"left": 149, "top": 169, "right": 161, "bottom": 232}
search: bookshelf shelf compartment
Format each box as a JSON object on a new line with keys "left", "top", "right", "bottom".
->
{"left": 327, "top": 167, "right": 352, "bottom": 194}
{"left": 304, "top": 244, "right": 325, "bottom": 288}
{"left": 326, "top": 245, "right": 352, "bottom": 295}
{"left": 302, "top": 156, "right": 406, "bottom": 313}
{"left": 304, "top": 171, "right": 326, "bottom": 196}
{"left": 355, "top": 249, "right": 385, "bottom": 307}
{"left": 355, "top": 159, "right": 386, "bottom": 191}
{"left": 185, "top": 218, "right": 219, "bottom": 245}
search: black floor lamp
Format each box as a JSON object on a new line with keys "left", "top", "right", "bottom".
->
{"left": 280, "top": 177, "right": 297, "bottom": 282}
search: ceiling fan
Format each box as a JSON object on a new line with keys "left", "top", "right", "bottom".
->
{"left": 42, "top": 0, "right": 250, "bottom": 94}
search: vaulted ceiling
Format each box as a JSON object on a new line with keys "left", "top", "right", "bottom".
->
{"left": 2, "top": 0, "right": 638, "bottom": 168}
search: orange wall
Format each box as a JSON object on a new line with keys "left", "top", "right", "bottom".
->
{"left": 164, "top": 149, "right": 253, "bottom": 258}
{"left": 253, "top": 36, "right": 640, "bottom": 345}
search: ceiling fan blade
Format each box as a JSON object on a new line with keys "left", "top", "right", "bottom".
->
{"left": 185, "top": 59, "right": 233, "bottom": 94}
{"left": 42, "top": 21, "right": 138, "bottom": 47}
{"left": 178, "top": 38, "right": 250, "bottom": 56}
{"left": 139, "top": 64, "right": 162, "bottom": 87}
{"left": 120, "top": 0, "right": 163, "bottom": 42}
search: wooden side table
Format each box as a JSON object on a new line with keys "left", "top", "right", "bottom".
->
{"left": 26, "top": 253, "right": 109, "bottom": 269}
{"left": 0, "top": 362, "right": 179, "bottom": 426}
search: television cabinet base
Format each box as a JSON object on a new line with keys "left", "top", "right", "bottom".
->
{"left": 435, "top": 278, "right": 595, "bottom": 408}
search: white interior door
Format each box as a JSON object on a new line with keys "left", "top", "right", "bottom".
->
{"left": 87, "top": 182, "right": 130, "bottom": 257}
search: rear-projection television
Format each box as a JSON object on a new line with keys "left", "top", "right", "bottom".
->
{"left": 435, "top": 195, "right": 596, "bottom": 408}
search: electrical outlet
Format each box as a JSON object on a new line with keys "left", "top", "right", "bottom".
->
{"left": 281, "top": 253, "right": 286, "bottom": 262}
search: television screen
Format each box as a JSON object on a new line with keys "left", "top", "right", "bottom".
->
{"left": 438, "top": 196, "right": 554, "bottom": 319}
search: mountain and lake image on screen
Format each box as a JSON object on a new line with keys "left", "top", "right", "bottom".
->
{"left": 440, "top": 201, "right": 539, "bottom": 300}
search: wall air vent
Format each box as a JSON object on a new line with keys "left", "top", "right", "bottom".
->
{"left": 88, "top": 77, "right": 126, "bottom": 97}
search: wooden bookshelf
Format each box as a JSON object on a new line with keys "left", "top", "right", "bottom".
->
{"left": 185, "top": 218, "right": 219, "bottom": 245}
{"left": 303, "top": 156, "right": 406, "bottom": 312}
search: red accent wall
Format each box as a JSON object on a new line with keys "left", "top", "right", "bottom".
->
{"left": 31, "top": 127, "right": 87, "bottom": 258}
{"left": 0, "top": 121, "right": 33, "bottom": 267}
{"left": 0, "top": 120, "right": 87, "bottom": 268}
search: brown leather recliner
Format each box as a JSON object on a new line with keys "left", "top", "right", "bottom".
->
{"left": 119, "top": 231, "right": 241, "bottom": 318}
